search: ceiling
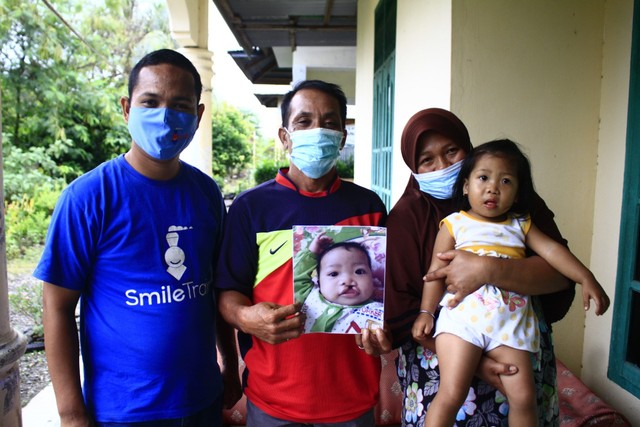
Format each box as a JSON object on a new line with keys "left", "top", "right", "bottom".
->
{"left": 211, "top": 0, "right": 357, "bottom": 85}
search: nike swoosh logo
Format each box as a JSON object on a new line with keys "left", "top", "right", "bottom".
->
{"left": 269, "top": 241, "right": 287, "bottom": 255}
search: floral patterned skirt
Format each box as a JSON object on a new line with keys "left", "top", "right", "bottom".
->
{"left": 396, "top": 298, "right": 559, "bottom": 427}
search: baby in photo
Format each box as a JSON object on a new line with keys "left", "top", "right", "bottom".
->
{"left": 293, "top": 226, "right": 385, "bottom": 334}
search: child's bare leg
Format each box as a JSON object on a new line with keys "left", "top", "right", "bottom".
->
{"left": 486, "top": 345, "right": 537, "bottom": 427}
{"left": 425, "top": 333, "right": 483, "bottom": 427}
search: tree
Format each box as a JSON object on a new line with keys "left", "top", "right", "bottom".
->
{"left": 0, "top": 0, "right": 176, "bottom": 258}
{"left": 211, "top": 103, "right": 255, "bottom": 187}
{"left": 0, "top": 0, "right": 175, "bottom": 189}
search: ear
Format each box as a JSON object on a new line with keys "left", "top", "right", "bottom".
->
{"left": 278, "top": 127, "right": 291, "bottom": 151}
{"left": 195, "top": 103, "right": 205, "bottom": 129}
{"left": 340, "top": 129, "right": 347, "bottom": 150}
{"left": 463, "top": 179, "right": 469, "bottom": 195}
{"left": 120, "top": 96, "right": 131, "bottom": 123}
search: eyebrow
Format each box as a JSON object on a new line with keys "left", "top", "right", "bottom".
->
{"left": 474, "top": 168, "right": 515, "bottom": 176}
{"left": 292, "top": 111, "right": 340, "bottom": 120}
{"left": 135, "top": 91, "right": 160, "bottom": 98}
{"left": 136, "top": 91, "right": 195, "bottom": 103}
{"left": 323, "top": 261, "right": 370, "bottom": 269}
{"left": 323, "top": 263, "right": 342, "bottom": 269}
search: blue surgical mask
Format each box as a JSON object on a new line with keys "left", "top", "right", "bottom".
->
{"left": 128, "top": 107, "right": 198, "bottom": 160}
{"left": 412, "top": 160, "right": 463, "bottom": 199}
{"left": 287, "top": 128, "right": 344, "bottom": 179}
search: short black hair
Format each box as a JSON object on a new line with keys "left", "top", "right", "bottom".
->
{"left": 128, "top": 49, "right": 202, "bottom": 103}
{"left": 316, "top": 241, "right": 372, "bottom": 277}
{"left": 280, "top": 80, "right": 347, "bottom": 128}
{"left": 453, "top": 139, "right": 536, "bottom": 216}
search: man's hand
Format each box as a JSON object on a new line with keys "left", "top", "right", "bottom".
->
{"left": 355, "top": 328, "right": 392, "bottom": 357}
{"left": 238, "top": 302, "right": 304, "bottom": 344}
{"left": 424, "top": 250, "right": 490, "bottom": 307}
{"left": 475, "top": 354, "right": 518, "bottom": 394}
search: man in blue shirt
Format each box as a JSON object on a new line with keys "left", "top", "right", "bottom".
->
{"left": 35, "top": 49, "right": 241, "bottom": 426}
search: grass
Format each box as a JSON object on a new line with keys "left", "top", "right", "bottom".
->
{"left": 7, "top": 245, "right": 43, "bottom": 275}
{"left": 7, "top": 245, "right": 45, "bottom": 339}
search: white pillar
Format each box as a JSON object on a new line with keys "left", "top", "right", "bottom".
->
{"left": 166, "top": 0, "right": 213, "bottom": 176}
{"left": 0, "top": 88, "right": 28, "bottom": 426}
{"left": 179, "top": 47, "right": 214, "bottom": 177}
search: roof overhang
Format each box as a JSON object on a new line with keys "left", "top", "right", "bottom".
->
{"left": 212, "top": 0, "right": 357, "bottom": 106}
{"left": 211, "top": 0, "right": 357, "bottom": 54}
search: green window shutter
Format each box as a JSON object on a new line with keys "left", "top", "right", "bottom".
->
{"left": 372, "top": 0, "right": 396, "bottom": 210}
{"left": 608, "top": 0, "right": 640, "bottom": 398}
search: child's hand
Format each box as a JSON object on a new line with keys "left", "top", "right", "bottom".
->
{"left": 412, "top": 312, "right": 435, "bottom": 343}
{"left": 582, "top": 277, "right": 610, "bottom": 316}
{"left": 309, "top": 232, "right": 334, "bottom": 255}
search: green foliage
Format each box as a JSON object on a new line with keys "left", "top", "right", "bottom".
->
{"left": 211, "top": 103, "right": 255, "bottom": 184}
{"left": 0, "top": 0, "right": 173, "bottom": 182}
{"left": 4, "top": 186, "right": 63, "bottom": 259}
{"left": 337, "top": 156, "right": 354, "bottom": 179}
{"left": 0, "top": 0, "right": 176, "bottom": 266}
{"left": 0, "top": 0, "right": 181, "bottom": 343}
{"left": 2, "top": 140, "right": 66, "bottom": 201}
{"left": 9, "top": 282, "right": 44, "bottom": 339}
{"left": 253, "top": 156, "right": 354, "bottom": 185}
{"left": 254, "top": 159, "right": 286, "bottom": 184}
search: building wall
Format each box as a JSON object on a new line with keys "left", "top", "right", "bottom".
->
{"left": 585, "top": 1, "right": 638, "bottom": 423}
{"left": 356, "top": 0, "right": 453, "bottom": 195}
{"left": 356, "top": 0, "right": 638, "bottom": 421}
{"left": 393, "top": 0, "right": 453, "bottom": 202}
{"left": 354, "top": 0, "right": 376, "bottom": 188}
{"left": 451, "top": 0, "right": 605, "bottom": 375}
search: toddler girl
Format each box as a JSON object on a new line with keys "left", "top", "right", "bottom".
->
{"left": 413, "top": 139, "right": 610, "bottom": 427}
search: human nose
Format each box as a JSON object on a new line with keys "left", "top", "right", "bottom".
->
{"left": 433, "top": 157, "right": 452, "bottom": 171}
{"left": 486, "top": 180, "right": 498, "bottom": 193}
{"left": 341, "top": 274, "right": 355, "bottom": 286}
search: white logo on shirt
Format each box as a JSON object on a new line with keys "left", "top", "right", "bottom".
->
{"left": 124, "top": 281, "right": 210, "bottom": 306}
{"left": 165, "top": 225, "right": 191, "bottom": 280}
{"left": 124, "top": 225, "right": 211, "bottom": 307}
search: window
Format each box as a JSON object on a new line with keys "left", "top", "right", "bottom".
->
{"left": 371, "top": 0, "right": 396, "bottom": 209}
{"left": 608, "top": 0, "right": 640, "bottom": 398}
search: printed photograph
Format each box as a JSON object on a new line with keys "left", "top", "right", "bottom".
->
{"left": 292, "top": 225, "right": 386, "bottom": 334}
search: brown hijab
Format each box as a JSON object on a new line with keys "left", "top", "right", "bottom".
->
{"left": 400, "top": 108, "right": 472, "bottom": 174}
{"left": 384, "top": 108, "right": 472, "bottom": 347}
{"left": 384, "top": 108, "right": 573, "bottom": 348}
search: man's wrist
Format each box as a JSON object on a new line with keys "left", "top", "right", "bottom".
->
{"left": 235, "top": 305, "right": 252, "bottom": 334}
{"left": 58, "top": 406, "right": 92, "bottom": 426}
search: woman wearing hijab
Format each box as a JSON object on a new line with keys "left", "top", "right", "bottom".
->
{"left": 385, "top": 108, "right": 575, "bottom": 426}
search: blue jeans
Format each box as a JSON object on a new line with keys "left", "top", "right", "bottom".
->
{"left": 95, "top": 400, "right": 222, "bottom": 427}
{"left": 246, "top": 398, "right": 375, "bottom": 427}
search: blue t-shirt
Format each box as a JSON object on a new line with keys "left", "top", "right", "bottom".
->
{"left": 34, "top": 155, "right": 225, "bottom": 422}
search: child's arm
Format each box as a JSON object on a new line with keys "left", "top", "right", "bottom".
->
{"left": 309, "top": 231, "right": 333, "bottom": 255}
{"left": 525, "top": 223, "right": 610, "bottom": 315}
{"left": 412, "top": 226, "right": 455, "bottom": 343}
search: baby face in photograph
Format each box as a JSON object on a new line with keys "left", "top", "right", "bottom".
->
{"left": 317, "top": 243, "right": 374, "bottom": 306}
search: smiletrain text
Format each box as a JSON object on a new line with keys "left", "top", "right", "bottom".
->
{"left": 124, "top": 281, "right": 210, "bottom": 306}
